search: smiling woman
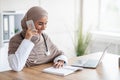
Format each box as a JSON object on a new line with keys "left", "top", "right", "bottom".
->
{"left": 0, "top": 0, "right": 77, "bottom": 72}
{"left": 8, "top": 6, "right": 68, "bottom": 71}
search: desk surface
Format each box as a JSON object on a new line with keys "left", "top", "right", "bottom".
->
{"left": 0, "top": 53, "right": 120, "bottom": 80}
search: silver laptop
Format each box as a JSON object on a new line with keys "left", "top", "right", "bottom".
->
{"left": 71, "top": 44, "right": 110, "bottom": 69}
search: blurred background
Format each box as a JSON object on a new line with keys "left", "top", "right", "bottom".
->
{"left": 0, "top": 0, "right": 120, "bottom": 71}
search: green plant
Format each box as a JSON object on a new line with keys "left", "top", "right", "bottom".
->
{"left": 15, "top": 28, "right": 19, "bottom": 33}
{"left": 76, "top": 25, "right": 91, "bottom": 56}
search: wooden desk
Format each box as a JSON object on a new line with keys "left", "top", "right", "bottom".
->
{"left": 0, "top": 53, "right": 120, "bottom": 80}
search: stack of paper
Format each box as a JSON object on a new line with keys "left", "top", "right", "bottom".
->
{"left": 42, "top": 66, "right": 83, "bottom": 76}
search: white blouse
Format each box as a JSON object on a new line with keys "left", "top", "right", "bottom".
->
{"left": 8, "top": 39, "right": 68, "bottom": 71}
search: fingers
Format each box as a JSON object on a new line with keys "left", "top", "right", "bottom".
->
{"left": 53, "top": 60, "right": 64, "bottom": 68}
{"left": 31, "top": 29, "right": 38, "bottom": 35}
{"left": 25, "top": 28, "right": 38, "bottom": 40}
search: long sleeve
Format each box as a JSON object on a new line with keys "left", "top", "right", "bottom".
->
{"left": 8, "top": 39, "right": 34, "bottom": 71}
{"left": 54, "top": 54, "right": 68, "bottom": 64}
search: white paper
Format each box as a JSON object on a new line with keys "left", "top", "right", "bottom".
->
{"left": 42, "top": 66, "right": 83, "bottom": 76}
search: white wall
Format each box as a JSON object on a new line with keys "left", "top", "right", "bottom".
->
{"left": 0, "top": 43, "right": 11, "bottom": 72}
{"left": 88, "top": 31, "right": 120, "bottom": 54}
{"left": 40, "top": 0, "right": 76, "bottom": 58}
{"left": 0, "top": 0, "right": 40, "bottom": 12}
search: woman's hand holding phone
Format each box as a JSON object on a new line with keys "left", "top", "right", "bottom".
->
{"left": 25, "top": 20, "right": 38, "bottom": 40}
{"left": 25, "top": 28, "right": 38, "bottom": 40}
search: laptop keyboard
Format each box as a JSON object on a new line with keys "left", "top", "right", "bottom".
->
{"left": 71, "top": 59, "right": 100, "bottom": 68}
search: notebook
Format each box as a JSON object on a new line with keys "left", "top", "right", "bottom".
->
{"left": 71, "top": 44, "right": 110, "bottom": 69}
{"left": 42, "top": 66, "right": 83, "bottom": 76}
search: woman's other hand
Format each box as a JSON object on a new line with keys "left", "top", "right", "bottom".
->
{"left": 25, "top": 28, "right": 38, "bottom": 40}
{"left": 53, "top": 60, "right": 65, "bottom": 68}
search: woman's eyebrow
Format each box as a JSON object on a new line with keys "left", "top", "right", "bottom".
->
{"left": 38, "top": 21, "right": 48, "bottom": 24}
{"left": 39, "top": 22, "right": 43, "bottom": 23}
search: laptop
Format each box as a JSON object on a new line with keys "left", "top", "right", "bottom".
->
{"left": 71, "top": 44, "right": 110, "bottom": 69}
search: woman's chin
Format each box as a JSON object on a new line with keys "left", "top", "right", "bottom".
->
{"left": 38, "top": 31, "right": 42, "bottom": 34}
{"left": 37, "top": 30, "right": 44, "bottom": 34}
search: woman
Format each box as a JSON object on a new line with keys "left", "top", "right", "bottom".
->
{"left": 8, "top": 6, "right": 68, "bottom": 71}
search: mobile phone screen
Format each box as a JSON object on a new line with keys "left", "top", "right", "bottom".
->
{"left": 26, "top": 20, "right": 35, "bottom": 29}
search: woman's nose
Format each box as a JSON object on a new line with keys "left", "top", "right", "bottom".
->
{"left": 41, "top": 25, "right": 47, "bottom": 30}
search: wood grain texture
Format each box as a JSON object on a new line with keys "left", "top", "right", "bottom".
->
{"left": 0, "top": 53, "right": 120, "bottom": 80}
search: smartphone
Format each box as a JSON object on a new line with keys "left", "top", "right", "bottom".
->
{"left": 26, "top": 20, "right": 35, "bottom": 29}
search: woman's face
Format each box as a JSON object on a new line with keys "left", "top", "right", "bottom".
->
{"left": 34, "top": 16, "right": 48, "bottom": 34}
